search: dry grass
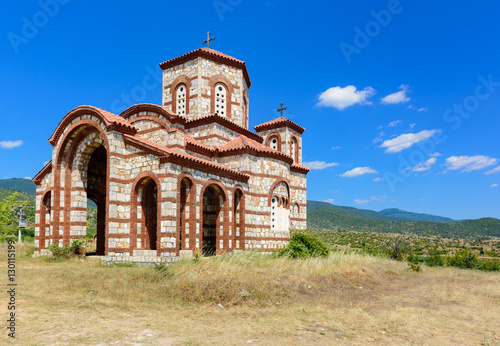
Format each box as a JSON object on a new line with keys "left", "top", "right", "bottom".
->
{"left": 1, "top": 243, "right": 499, "bottom": 345}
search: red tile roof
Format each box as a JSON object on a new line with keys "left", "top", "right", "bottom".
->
{"left": 48, "top": 105, "right": 137, "bottom": 145}
{"left": 32, "top": 160, "right": 53, "bottom": 185}
{"left": 123, "top": 134, "right": 249, "bottom": 182}
{"left": 218, "top": 135, "right": 293, "bottom": 164}
{"left": 159, "top": 48, "right": 251, "bottom": 87}
{"left": 254, "top": 116, "right": 305, "bottom": 134}
{"left": 186, "top": 113, "right": 263, "bottom": 143}
{"left": 119, "top": 103, "right": 186, "bottom": 126}
{"left": 290, "top": 163, "right": 311, "bottom": 174}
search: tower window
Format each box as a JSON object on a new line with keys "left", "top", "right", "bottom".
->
{"left": 176, "top": 84, "right": 187, "bottom": 115}
{"left": 269, "top": 136, "right": 279, "bottom": 150}
{"left": 215, "top": 84, "right": 227, "bottom": 116}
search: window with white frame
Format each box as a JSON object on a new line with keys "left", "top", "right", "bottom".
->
{"left": 176, "top": 84, "right": 187, "bottom": 115}
{"left": 215, "top": 84, "right": 227, "bottom": 116}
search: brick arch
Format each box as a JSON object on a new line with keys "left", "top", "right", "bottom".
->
{"left": 265, "top": 132, "right": 282, "bottom": 152}
{"left": 177, "top": 172, "right": 197, "bottom": 254}
{"left": 119, "top": 103, "right": 185, "bottom": 126}
{"left": 233, "top": 186, "right": 245, "bottom": 250}
{"left": 49, "top": 105, "right": 135, "bottom": 146}
{"left": 200, "top": 180, "right": 229, "bottom": 255}
{"left": 200, "top": 179, "right": 229, "bottom": 202}
{"left": 208, "top": 74, "right": 235, "bottom": 118}
{"left": 268, "top": 178, "right": 290, "bottom": 207}
{"left": 37, "top": 188, "right": 53, "bottom": 250}
{"left": 130, "top": 172, "right": 162, "bottom": 253}
{"left": 52, "top": 120, "right": 110, "bottom": 248}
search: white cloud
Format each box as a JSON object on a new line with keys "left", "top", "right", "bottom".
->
{"left": 418, "top": 107, "right": 428, "bottom": 112}
{"left": 331, "top": 146, "right": 342, "bottom": 150}
{"left": 380, "top": 129, "right": 438, "bottom": 153}
{"left": 387, "top": 120, "right": 402, "bottom": 127}
{"left": 23, "top": 177, "right": 31, "bottom": 180}
{"left": 491, "top": 183, "right": 499, "bottom": 188}
{"left": 339, "top": 166, "right": 378, "bottom": 177}
{"left": 445, "top": 155, "right": 498, "bottom": 172}
{"left": 373, "top": 131, "right": 385, "bottom": 143}
{"left": 381, "top": 85, "right": 410, "bottom": 105}
{"left": 373, "top": 177, "right": 384, "bottom": 182}
{"left": 322, "top": 199, "right": 335, "bottom": 204}
{"left": 430, "top": 152, "right": 441, "bottom": 157}
{"left": 413, "top": 157, "right": 437, "bottom": 172}
{"left": 0, "top": 140, "right": 23, "bottom": 149}
{"left": 485, "top": 166, "right": 500, "bottom": 175}
{"left": 354, "top": 195, "right": 385, "bottom": 204}
{"left": 317, "top": 85, "right": 376, "bottom": 110}
{"left": 409, "top": 123, "right": 416, "bottom": 129}
{"left": 303, "top": 161, "right": 339, "bottom": 170}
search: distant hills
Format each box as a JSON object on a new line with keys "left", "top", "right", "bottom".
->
{"left": 307, "top": 201, "right": 500, "bottom": 239}
{"left": 379, "top": 208, "right": 456, "bottom": 223}
{"left": 0, "top": 178, "right": 36, "bottom": 195}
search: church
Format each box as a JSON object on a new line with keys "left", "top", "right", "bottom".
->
{"left": 33, "top": 42, "right": 309, "bottom": 263}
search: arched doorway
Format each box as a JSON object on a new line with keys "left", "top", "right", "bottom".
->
{"left": 202, "top": 184, "right": 225, "bottom": 256}
{"left": 87, "top": 145, "right": 107, "bottom": 255}
{"left": 233, "top": 189, "right": 244, "bottom": 250}
{"left": 179, "top": 177, "right": 193, "bottom": 251}
{"left": 39, "top": 192, "right": 51, "bottom": 249}
{"left": 141, "top": 180, "right": 158, "bottom": 250}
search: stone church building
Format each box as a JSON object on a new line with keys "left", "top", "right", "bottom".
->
{"left": 33, "top": 47, "right": 309, "bottom": 263}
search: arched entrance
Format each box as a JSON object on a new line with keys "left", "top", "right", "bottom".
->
{"left": 87, "top": 145, "right": 107, "bottom": 255}
{"left": 202, "top": 184, "right": 225, "bottom": 256}
{"left": 141, "top": 180, "right": 158, "bottom": 250}
{"left": 179, "top": 177, "right": 194, "bottom": 251}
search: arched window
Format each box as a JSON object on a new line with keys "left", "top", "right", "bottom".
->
{"left": 269, "top": 136, "right": 279, "bottom": 151}
{"left": 215, "top": 84, "right": 227, "bottom": 116}
{"left": 176, "top": 84, "right": 187, "bottom": 115}
{"left": 291, "top": 138, "right": 298, "bottom": 161}
{"left": 271, "top": 196, "right": 278, "bottom": 230}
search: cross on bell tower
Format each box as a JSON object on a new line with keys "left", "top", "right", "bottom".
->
{"left": 277, "top": 102, "right": 287, "bottom": 117}
{"left": 203, "top": 31, "right": 215, "bottom": 48}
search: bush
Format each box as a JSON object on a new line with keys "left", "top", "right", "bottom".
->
{"left": 447, "top": 249, "right": 478, "bottom": 269}
{"left": 424, "top": 253, "right": 446, "bottom": 267}
{"left": 383, "top": 237, "right": 410, "bottom": 261}
{"left": 47, "top": 239, "right": 87, "bottom": 259}
{"left": 278, "top": 231, "right": 330, "bottom": 258}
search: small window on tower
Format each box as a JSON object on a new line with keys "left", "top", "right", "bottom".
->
{"left": 270, "top": 136, "right": 279, "bottom": 150}
{"left": 176, "top": 84, "right": 187, "bottom": 115}
{"left": 215, "top": 84, "right": 227, "bottom": 116}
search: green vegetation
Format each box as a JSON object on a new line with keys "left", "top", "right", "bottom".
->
{"left": 0, "top": 191, "right": 34, "bottom": 242}
{"left": 379, "top": 208, "right": 456, "bottom": 222}
{"left": 314, "top": 230, "right": 500, "bottom": 272}
{"left": 0, "top": 177, "right": 37, "bottom": 194}
{"left": 308, "top": 201, "right": 500, "bottom": 239}
{"left": 278, "top": 231, "right": 330, "bottom": 258}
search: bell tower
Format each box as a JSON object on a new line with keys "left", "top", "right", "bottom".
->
{"left": 159, "top": 44, "right": 251, "bottom": 128}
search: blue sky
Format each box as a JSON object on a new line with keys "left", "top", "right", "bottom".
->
{"left": 1, "top": 1, "right": 499, "bottom": 219}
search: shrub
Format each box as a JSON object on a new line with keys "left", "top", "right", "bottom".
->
{"left": 447, "top": 249, "right": 478, "bottom": 269}
{"left": 383, "top": 237, "right": 410, "bottom": 261}
{"left": 47, "top": 239, "right": 87, "bottom": 259}
{"left": 278, "top": 231, "right": 330, "bottom": 258}
{"left": 424, "top": 253, "right": 446, "bottom": 267}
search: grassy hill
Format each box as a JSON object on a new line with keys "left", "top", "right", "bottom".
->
{"left": 307, "top": 201, "right": 500, "bottom": 239}
{"left": 0, "top": 178, "right": 36, "bottom": 195}
{"left": 308, "top": 201, "right": 412, "bottom": 222}
{"left": 379, "top": 208, "right": 456, "bottom": 222}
